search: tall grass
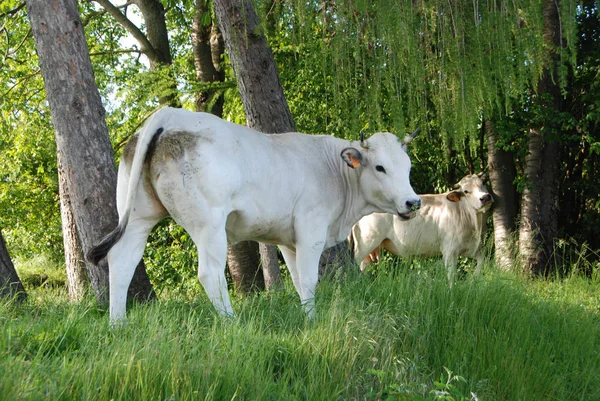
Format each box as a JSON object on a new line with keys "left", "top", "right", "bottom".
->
{"left": 1, "top": 261, "right": 599, "bottom": 400}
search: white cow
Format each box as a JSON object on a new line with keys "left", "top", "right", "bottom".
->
{"left": 88, "top": 107, "right": 421, "bottom": 324}
{"left": 349, "top": 173, "right": 493, "bottom": 285}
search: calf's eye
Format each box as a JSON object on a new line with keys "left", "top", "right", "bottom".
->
{"left": 375, "top": 165, "right": 386, "bottom": 173}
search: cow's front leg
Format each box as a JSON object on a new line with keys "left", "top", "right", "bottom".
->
{"left": 295, "top": 239, "right": 326, "bottom": 318}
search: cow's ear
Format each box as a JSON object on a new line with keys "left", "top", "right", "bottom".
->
{"left": 341, "top": 147, "right": 363, "bottom": 169}
{"left": 447, "top": 191, "right": 464, "bottom": 202}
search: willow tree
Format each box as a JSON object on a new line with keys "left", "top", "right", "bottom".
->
{"left": 262, "top": 0, "right": 578, "bottom": 274}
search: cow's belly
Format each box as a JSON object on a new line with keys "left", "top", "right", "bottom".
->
{"left": 224, "top": 210, "right": 296, "bottom": 246}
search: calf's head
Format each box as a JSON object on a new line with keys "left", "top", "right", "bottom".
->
{"left": 341, "top": 131, "right": 421, "bottom": 219}
{"left": 446, "top": 173, "right": 493, "bottom": 211}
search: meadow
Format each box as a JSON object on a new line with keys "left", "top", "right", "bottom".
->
{"left": 1, "top": 259, "right": 599, "bottom": 401}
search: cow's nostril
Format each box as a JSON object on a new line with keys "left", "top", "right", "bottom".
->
{"left": 481, "top": 194, "right": 492, "bottom": 203}
{"left": 406, "top": 198, "right": 422, "bottom": 211}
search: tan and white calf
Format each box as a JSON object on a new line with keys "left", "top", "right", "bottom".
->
{"left": 349, "top": 173, "right": 493, "bottom": 285}
{"left": 88, "top": 107, "right": 421, "bottom": 324}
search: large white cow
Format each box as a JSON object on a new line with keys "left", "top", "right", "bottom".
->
{"left": 349, "top": 173, "right": 492, "bottom": 285}
{"left": 88, "top": 107, "right": 421, "bottom": 324}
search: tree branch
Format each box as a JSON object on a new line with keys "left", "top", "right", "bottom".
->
{"left": 92, "top": 0, "right": 159, "bottom": 60}
{"left": 89, "top": 48, "right": 143, "bottom": 57}
{"left": 0, "top": 2, "right": 26, "bottom": 18}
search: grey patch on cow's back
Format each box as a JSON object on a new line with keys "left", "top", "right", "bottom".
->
{"left": 149, "top": 130, "right": 206, "bottom": 166}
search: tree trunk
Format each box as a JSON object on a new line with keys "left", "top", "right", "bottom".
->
{"left": 227, "top": 241, "right": 264, "bottom": 295}
{"left": 519, "top": 128, "right": 545, "bottom": 274}
{"left": 259, "top": 243, "right": 281, "bottom": 290}
{"left": 213, "top": 0, "right": 291, "bottom": 292}
{"left": 27, "top": 0, "right": 155, "bottom": 304}
{"left": 485, "top": 119, "right": 518, "bottom": 271}
{"left": 0, "top": 228, "right": 27, "bottom": 302}
{"left": 192, "top": 0, "right": 225, "bottom": 115}
{"left": 518, "top": 0, "right": 563, "bottom": 276}
{"left": 58, "top": 152, "right": 88, "bottom": 301}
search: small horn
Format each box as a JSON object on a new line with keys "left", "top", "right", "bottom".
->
{"left": 360, "top": 131, "right": 369, "bottom": 149}
{"left": 403, "top": 128, "right": 420, "bottom": 145}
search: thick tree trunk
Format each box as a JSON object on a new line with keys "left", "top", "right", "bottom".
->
{"left": 58, "top": 152, "right": 88, "bottom": 301}
{"left": 259, "top": 243, "right": 281, "bottom": 290}
{"left": 27, "top": 0, "right": 155, "bottom": 304}
{"left": 0, "top": 229, "right": 27, "bottom": 302}
{"left": 227, "top": 241, "right": 264, "bottom": 294}
{"left": 192, "top": 0, "right": 225, "bottom": 115}
{"left": 213, "top": 0, "right": 290, "bottom": 292}
{"left": 485, "top": 119, "right": 518, "bottom": 271}
{"left": 518, "top": 0, "right": 563, "bottom": 276}
{"left": 519, "top": 128, "right": 545, "bottom": 274}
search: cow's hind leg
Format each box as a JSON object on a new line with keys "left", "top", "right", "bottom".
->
{"left": 107, "top": 217, "right": 159, "bottom": 325}
{"left": 179, "top": 211, "right": 233, "bottom": 316}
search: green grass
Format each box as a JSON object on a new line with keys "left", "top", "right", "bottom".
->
{"left": 1, "top": 261, "right": 599, "bottom": 400}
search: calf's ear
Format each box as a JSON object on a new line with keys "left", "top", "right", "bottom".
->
{"left": 341, "top": 147, "right": 363, "bottom": 168}
{"left": 447, "top": 191, "right": 464, "bottom": 202}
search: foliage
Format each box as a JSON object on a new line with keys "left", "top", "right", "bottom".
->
{"left": 0, "top": 6, "right": 61, "bottom": 261}
{"left": 1, "top": 264, "right": 599, "bottom": 400}
{"left": 143, "top": 220, "right": 202, "bottom": 298}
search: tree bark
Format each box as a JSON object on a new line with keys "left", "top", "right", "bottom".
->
{"left": 518, "top": 0, "right": 563, "bottom": 276}
{"left": 27, "top": 0, "right": 155, "bottom": 304}
{"left": 192, "top": 0, "right": 225, "bottom": 115}
{"left": 485, "top": 119, "right": 518, "bottom": 271}
{"left": 0, "top": 228, "right": 27, "bottom": 302}
{"left": 58, "top": 152, "right": 88, "bottom": 301}
{"left": 259, "top": 243, "right": 281, "bottom": 290}
{"left": 226, "top": 241, "right": 264, "bottom": 295}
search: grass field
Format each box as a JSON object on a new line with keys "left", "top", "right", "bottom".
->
{"left": 1, "top": 260, "right": 599, "bottom": 400}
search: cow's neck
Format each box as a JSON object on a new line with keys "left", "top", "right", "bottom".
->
{"left": 324, "top": 142, "right": 375, "bottom": 244}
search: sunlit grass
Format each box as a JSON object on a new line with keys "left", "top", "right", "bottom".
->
{"left": 1, "top": 260, "right": 599, "bottom": 400}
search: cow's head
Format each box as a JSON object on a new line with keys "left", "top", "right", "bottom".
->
{"left": 341, "top": 130, "right": 421, "bottom": 219}
{"left": 446, "top": 172, "right": 493, "bottom": 212}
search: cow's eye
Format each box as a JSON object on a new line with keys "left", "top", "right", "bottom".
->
{"left": 464, "top": 190, "right": 470, "bottom": 194}
{"left": 375, "top": 165, "right": 386, "bottom": 173}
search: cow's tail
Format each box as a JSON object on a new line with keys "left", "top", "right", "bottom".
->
{"left": 87, "top": 108, "right": 170, "bottom": 265}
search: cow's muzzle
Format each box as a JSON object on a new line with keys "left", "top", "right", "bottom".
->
{"left": 398, "top": 198, "right": 421, "bottom": 220}
{"left": 480, "top": 194, "right": 493, "bottom": 208}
